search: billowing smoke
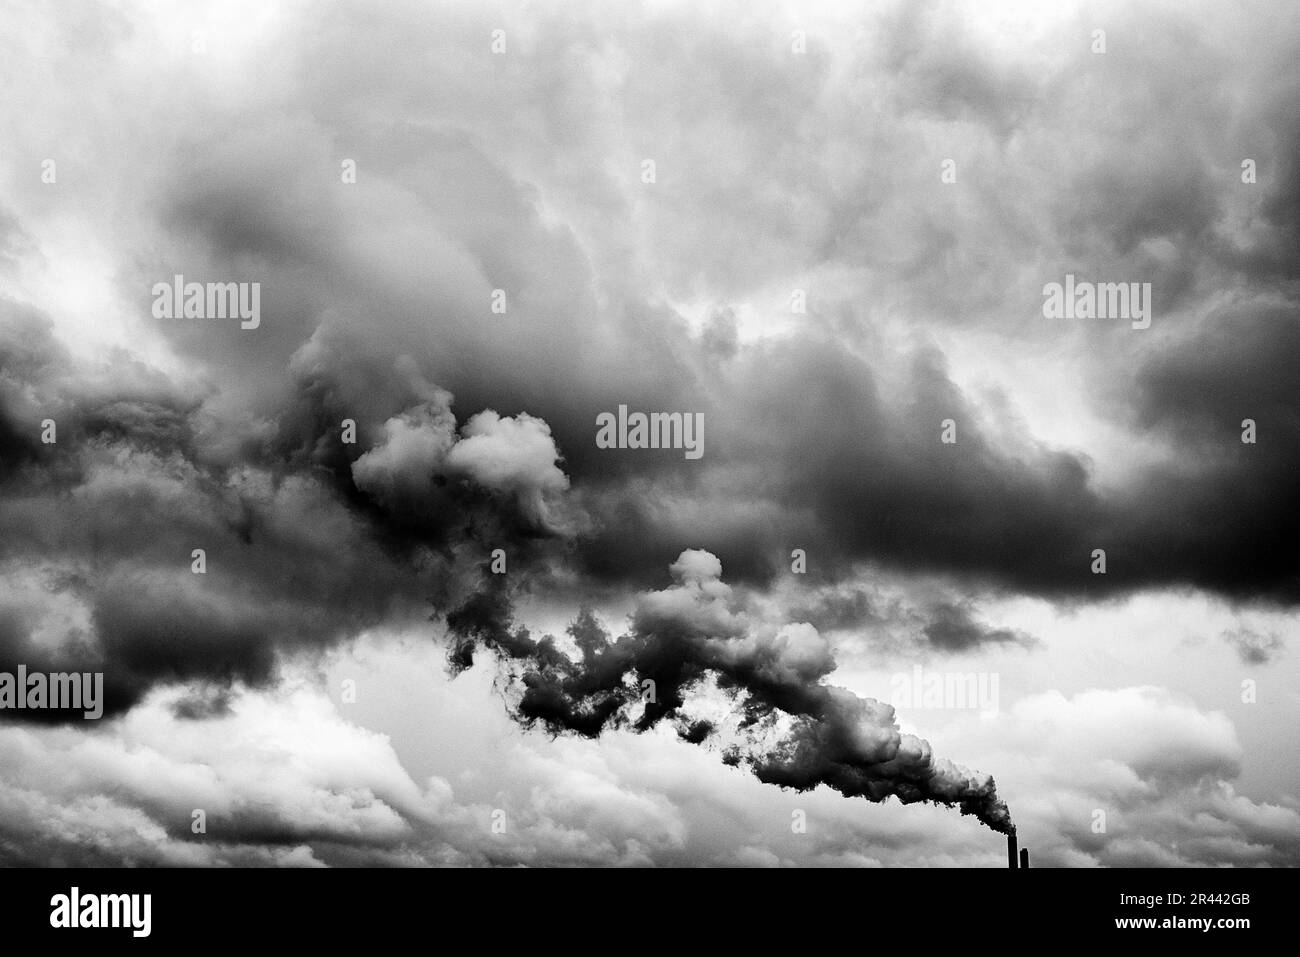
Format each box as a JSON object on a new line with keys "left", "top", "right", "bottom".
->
{"left": 2, "top": 299, "right": 1011, "bottom": 833}
{"left": 0, "top": 301, "right": 578, "bottom": 719}
{"left": 446, "top": 548, "right": 1014, "bottom": 833}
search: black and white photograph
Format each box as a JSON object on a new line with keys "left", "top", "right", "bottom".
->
{"left": 0, "top": 0, "right": 1296, "bottom": 939}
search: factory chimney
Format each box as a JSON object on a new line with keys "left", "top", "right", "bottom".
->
{"left": 1007, "top": 832, "right": 1018, "bottom": 869}
{"left": 1020, "top": 848, "right": 1030, "bottom": 869}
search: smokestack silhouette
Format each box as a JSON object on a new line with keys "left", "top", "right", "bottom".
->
{"left": 1007, "top": 832, "right": 1032, "bottom": 868}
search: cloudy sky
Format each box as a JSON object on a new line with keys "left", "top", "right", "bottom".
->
{"left": 2, "top": 0, "right": 1299, "bottom": 867}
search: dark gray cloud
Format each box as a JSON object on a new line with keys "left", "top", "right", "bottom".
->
{"left": 923, "top": 601, "right": 1035, "bottom": 652}
{"left": 786, "top": 586, "right": 879, "bottom": 633}
{"left": 1222, "top": 626, "right": 1284, "bottom": 666}
{"left": 5, "top": 0, "right": 1293, "bottom": 615}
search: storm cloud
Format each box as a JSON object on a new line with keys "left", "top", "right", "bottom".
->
{"left": 0, "top": 0, "right": 1298, "bottom": 866}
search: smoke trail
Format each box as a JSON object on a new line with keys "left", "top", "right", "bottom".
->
{"left": 2, "top": 303, "right": 1011, "bottom": 830}
{"left": 447, "top": 548, "right": 1014, "bottom": 833}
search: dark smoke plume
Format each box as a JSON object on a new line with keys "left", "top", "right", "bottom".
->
{"left": 2, "top": 302, "right": 1011, "bottom": 831}
{"left": 446, "top": 548, "right": 1014, "bottom": 833}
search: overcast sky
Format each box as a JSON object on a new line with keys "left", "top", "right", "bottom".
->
{"left": 2, "top": 0, "right": 1299, "bottom": 866}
